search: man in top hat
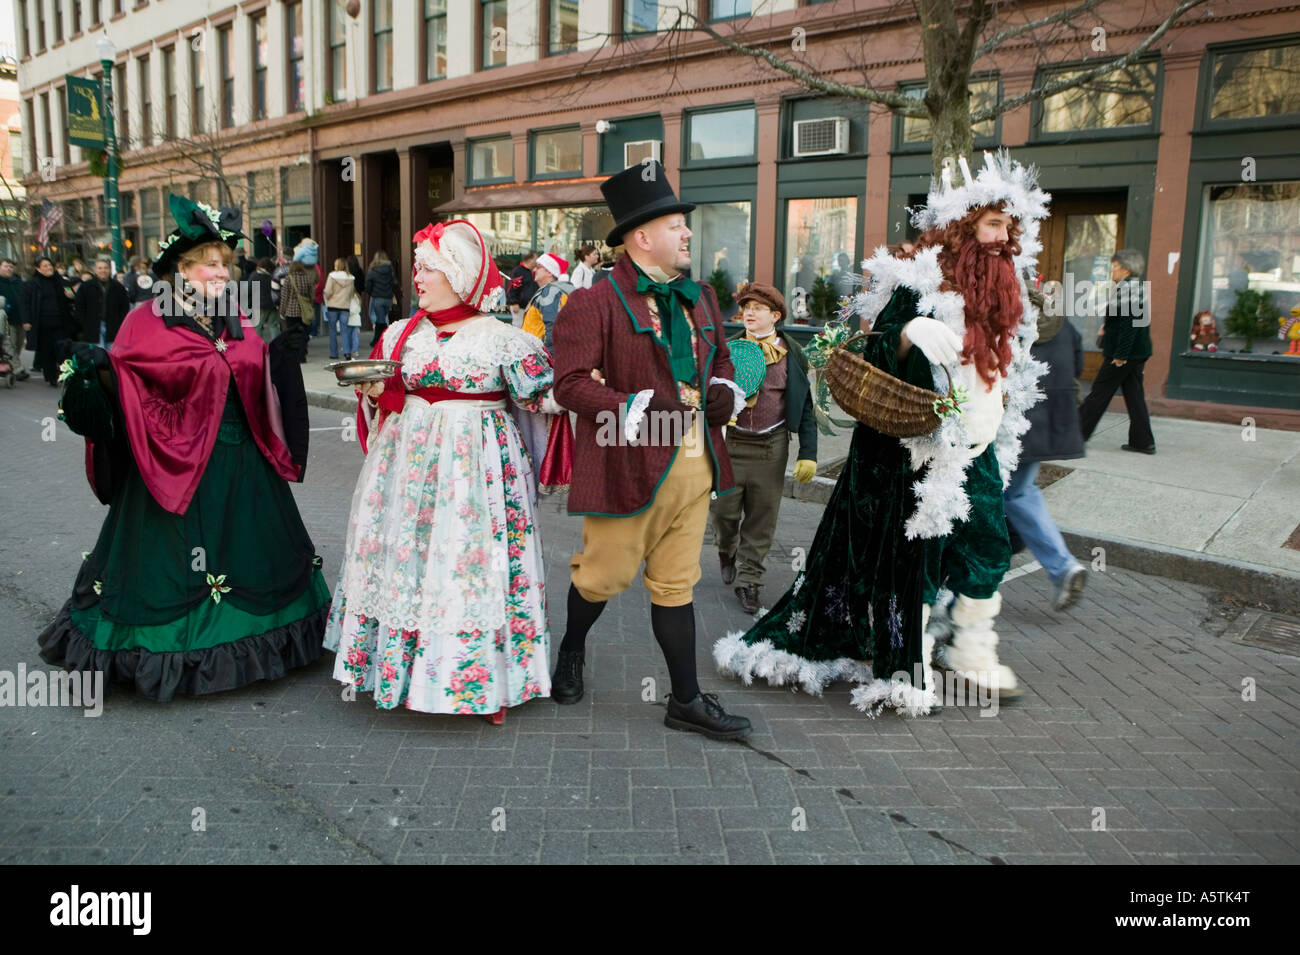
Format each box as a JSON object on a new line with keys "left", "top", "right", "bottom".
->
{"left": 521, "top": 252, "right": 573, "bottom": 347}
{"left": 549, "top": 160, "right": 752, "bottom": 740}
{"left": 711, "top": 283, "right": 818, "bottom": 614}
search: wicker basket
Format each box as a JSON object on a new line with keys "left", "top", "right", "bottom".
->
{"left": 826, "top": 333, "right": 951, "bottom": 438}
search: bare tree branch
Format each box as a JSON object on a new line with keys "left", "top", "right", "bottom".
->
{"left": 974, "top": 0, "right": 1107, "bottom": 60}
{"left": 976, "top": 0, "right": 1212, "bottom": 122}
{"left": 680, "top": 12, "right": 926, "bottom": 114}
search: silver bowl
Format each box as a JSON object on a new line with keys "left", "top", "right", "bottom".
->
{"left": 325, "top": 359, "right": 401, "bottom": 386}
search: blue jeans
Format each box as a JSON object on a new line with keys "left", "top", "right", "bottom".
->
{"left": 309, "top": 302, "right": 322, "bottom": 337}
{"left": 325, "top": 307, "right": 348, "bottom": 358}
{"left": 369, "top": 297, "right": 391, "bottom": 346}
{"left": 1003, "top": 460, "right": 1080, "bottom": 587}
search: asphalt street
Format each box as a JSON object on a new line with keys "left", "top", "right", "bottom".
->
{"left": 1, "top": 376, "right": 1297, "bottom": 864}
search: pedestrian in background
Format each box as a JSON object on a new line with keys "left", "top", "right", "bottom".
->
{"left": 364, "top": 250, "right": 395, "bottom": 348}
{"left": 74, "top": 257, "right": 130, "bottom": 349}
{"left": 0, "top": 257, "right": 29, "bottom": 380}
{"left": 505, "top": 250, "right": 538, "bottom": 326}
{"left": 24, "top": 256, "right": 77, "bottom": 386}
{"left": 126, "top": 256, "right": 155, "bottom": 304}
{"left": 280, "top": 260, "right": 316, "bottom": 364}
{"left": 291, "top": 237, "right": 324, "bottom": 339}
{"left": 570, "top": 244, "right": 599, "bottom": 289}
{"left": 521, "top": 253, "right": 572, "bottom": 348}
{"left": 323, "top": 257, "right": 356, "bottom": 360}
{"left": 249, "top": 257, "right": 280, "bottom": 344}
{"left": 1004, "top": 298, "right": 1088, "bottom": 611}
{"left": 1079, "top": 248, "right": 1155, "bottom": 454}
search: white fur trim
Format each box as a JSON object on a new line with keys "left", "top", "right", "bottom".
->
{"left": 850, "top": 243, "right": 1045, "bottom": 540}
{"left": 849, "top": 678, "right": 936, "bottom": 718}
{"left": 911, "top": 150, "right": 1051, "bottom": 260}
{"left": 713, "top": 631, "right": 874, "bottom": 697}
{"left": 709, "top": 376, "right": 747, "bottom": 420}
{"left": 624, "top": 389, "right": 653, "bottom": 443}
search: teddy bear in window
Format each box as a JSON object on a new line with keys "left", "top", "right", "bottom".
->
{"left": 1190, "top": 310, "right": 1220, "bottom": 352}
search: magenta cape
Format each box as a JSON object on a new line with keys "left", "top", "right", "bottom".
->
{"left": 106, "top": 300, "right": 299, "bottom": 515}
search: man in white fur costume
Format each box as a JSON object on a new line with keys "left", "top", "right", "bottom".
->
{"left": 714, "top": 151, "right": 1049, "bottom": 715}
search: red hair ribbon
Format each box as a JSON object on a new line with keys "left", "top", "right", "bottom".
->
{"left": 412, "top": 222, "right": 446, "bottom": 248}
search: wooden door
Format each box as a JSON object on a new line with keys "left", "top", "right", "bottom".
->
{"left": 1039, "top": 192, "right": 1127, "bottom": 380}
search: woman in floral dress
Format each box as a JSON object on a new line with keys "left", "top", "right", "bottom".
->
{"left": 324, "top": 220, "right": 562, "bottom": 723}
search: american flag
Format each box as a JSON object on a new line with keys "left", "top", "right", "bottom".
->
{"left": 36, "top": 198, "right": 64, "bottom": 248}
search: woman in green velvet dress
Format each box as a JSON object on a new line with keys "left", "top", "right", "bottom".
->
{"left": 38, "top": 196, "right": 330, "bottom": 701}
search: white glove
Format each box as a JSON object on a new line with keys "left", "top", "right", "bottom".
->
{"left": 902, "top": 317, "right": 963, "bottom": 366}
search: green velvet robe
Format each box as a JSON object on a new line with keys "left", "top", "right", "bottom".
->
{"left": 717, "top": 287, "right": 935, "bottom": 695}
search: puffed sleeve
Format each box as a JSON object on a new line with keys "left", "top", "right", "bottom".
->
{"left": 503, "top": 338, "right": 556, "bottom": 413}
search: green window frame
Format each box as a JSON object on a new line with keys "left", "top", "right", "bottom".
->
{"left": 683, "top": 103, "right": 757, "bottom": 168}
{"left": 467, "top": 136, "right": 514, "bottom": 185}
{"left": 892, "top": 75, "right": 1001, "bottom": 152}
{"left": 1197, "top": 35, "right": 1300, "bottom": 131}
{"left": 1029, "top": 58, "right": 1162, "bottom": 142}
{"left": 529, "top": 125, "right": 584, "bottom": 180}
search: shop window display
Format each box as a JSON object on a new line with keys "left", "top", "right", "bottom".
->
{"left": 1194, "top": 181, "right": 1300, "bottom": 355}
{"left": 784, "top": 197, "right": 858, "bottom": 325}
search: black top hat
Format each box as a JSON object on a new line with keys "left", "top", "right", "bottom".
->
{"left": 601, "top": 160, "right": 695, "bottom": 247}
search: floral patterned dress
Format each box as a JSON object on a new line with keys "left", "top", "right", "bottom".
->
{"left": 324, "top": 315, "right": 553, "bottom": 714}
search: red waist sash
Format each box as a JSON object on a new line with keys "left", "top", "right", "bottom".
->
{"left": 408, "top": 385, "right": 507, "bottom": 403}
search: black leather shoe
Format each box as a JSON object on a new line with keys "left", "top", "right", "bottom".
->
{"left": 1121, "top": 444, "right": 1156, "bottom": 455}
{"left": 551, "top": 650, "right": 584, "bottom": 704}
{"left": 664, "top": 692, "right": 752, "bottom": 740}
{"left": 735, "top": 584, "right": 760, "bottom": 614}
{"left": 719, "top": 551, "right": 736, "bottom": 585}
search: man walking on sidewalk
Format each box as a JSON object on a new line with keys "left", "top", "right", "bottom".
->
{"left": 549, "top": 160, "right": 752, "bottom": 741}
{"left": 711, "top": 283, "right": 818, "bottom": 614}
{"left": 1079, "top": 249, "right": 1155, "bottom": 454}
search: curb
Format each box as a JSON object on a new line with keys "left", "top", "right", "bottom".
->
{"left": 1057, "top": 528, "right": 1300, "bottom": 616}
{"left": 306, "top": 388, "right": 359, "bottom": 414}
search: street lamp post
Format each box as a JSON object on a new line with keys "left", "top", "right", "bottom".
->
{"left": 96, "top": 36, "right": 125, "bottom": 274}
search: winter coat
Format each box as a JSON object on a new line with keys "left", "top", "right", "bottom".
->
{"left": 364, "top": 263, "right": 396, "bottom": 301}
{"left": 279, "top": 269, "right": 316, "bottom": 320}
{"left": 0, "top": 274, "right": 25, "bottom": 324}
{"left": 74, "top": 277, "right": 132, "bottom": 343}
{"left": 506, "top": 263, "right": 537, "bottom": 308}
{"left": 1099, "top": 275, "right": 1152, "bottom": 361}
{"left": 1021, "top": 320, "right": 1085, "bottom": 462}
{"left": 248, "top": 269, "right": 277, "bottom": 317}
{"left": 323, "top": 271, "right": 357, "bottom": 309}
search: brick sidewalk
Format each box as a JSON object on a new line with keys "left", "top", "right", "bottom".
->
{"left": 1, "top": 395, "right": 1297, "bottom": 863}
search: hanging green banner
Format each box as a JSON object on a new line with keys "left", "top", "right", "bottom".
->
{"left": 66, "top": 75, "right": 106, "bottom": 151}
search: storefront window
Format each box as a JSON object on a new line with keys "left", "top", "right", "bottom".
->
{"left": 535, "top": 206, "right": 615, "bottom": 260}
{"left": 686, "top": 106, "right": 756, "bottom": 162}
{"left": 900, "top": 78, "right": 997, "bottom": 145}
{"left": 531, "top": 127, "right": 583, "bottom": 178}
{"left": 784, "top": 197, "right": 858, "bottom": 324}
{"left": 469, "top": 137, "right": 513, "bottom": 183}
{"left": 1038, "top": 61, "right": 1157, "bottom": 133}
{"left": 466, "top": 210, "right": 536, "bottom": 260}
{"left": 689, "top": 201, "right": 751, "bottom": 317}
{"left": 1195, "top": 181, "right": 1300, "bottom": 355}
{"left": 1208, "top": 41, "right": 1300, "bottom": 122}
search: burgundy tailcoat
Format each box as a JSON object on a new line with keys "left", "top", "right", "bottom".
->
{"left": 552, "top": 256, "right": 735, "bottom": 517}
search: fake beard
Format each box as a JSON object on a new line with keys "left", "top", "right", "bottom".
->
{"left": 953, "top": 237, "right": 1022, "bottom": 388}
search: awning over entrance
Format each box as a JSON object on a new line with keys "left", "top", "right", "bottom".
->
{"left": 434, "top": 178, "right": 606, "bottom": 213}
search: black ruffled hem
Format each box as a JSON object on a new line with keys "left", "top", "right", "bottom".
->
{"left": 37, "top": 601, "right": 329, "bottom": 702}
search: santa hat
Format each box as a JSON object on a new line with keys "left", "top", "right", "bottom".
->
{"left": 536, "top": 253, "right": 568, "bottom": 281}
{"left": 412, "top": 220, "right": 504, "bottom": 312}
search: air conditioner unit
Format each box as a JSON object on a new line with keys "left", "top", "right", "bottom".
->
{"left": 624, "top": 139, "right": 663, "bottom": 168}
{"left": 793, "top": 117, "right": 849, "bottom": 157}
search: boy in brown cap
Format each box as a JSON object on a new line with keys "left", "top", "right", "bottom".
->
{"left": 711, "top": 283, "right": 818, "bottom": 613}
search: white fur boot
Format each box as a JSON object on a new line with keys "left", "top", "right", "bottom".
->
{"left": 920, "top": 604, "right": 936, "bottom": 697}
{"left": 936, "top": 592, "right": 1022, "bottom": 698}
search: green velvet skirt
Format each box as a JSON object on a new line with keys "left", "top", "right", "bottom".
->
{"left": 38, "top": 389, "right": 330, "bottom": 701}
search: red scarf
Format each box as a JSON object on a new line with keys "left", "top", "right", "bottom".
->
{"left": 357, "top": 302, "right": 483, "bottom": 451}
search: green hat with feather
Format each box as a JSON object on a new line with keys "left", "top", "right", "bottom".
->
{"left": 153, "top": 194, "right": 246, "bottom": 280}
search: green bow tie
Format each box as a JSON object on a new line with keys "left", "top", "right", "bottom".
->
{"left": 636, "top": 270, "right": 701, "bottom": 385}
